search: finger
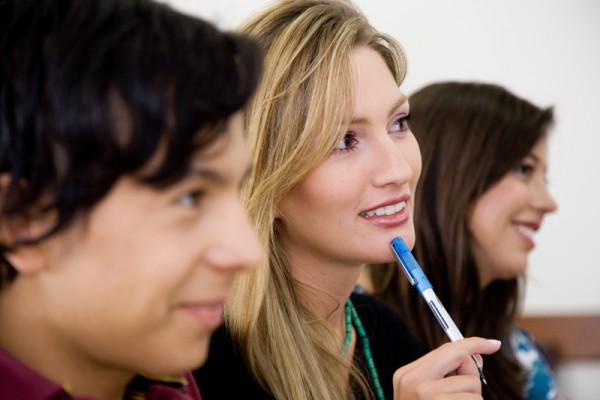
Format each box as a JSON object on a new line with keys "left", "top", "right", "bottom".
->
{"left": 433, "top": 395, "right": 482, "bottom": 400}
{"left": 392, "top": 337, "right": 500, "bottom": 399}
{"left": 454, "top": 338, "right": 500, "bottom": 378}
{"left": 393, "top": 372, "right": 484, "bottom": 400}
{"left": 416, "top": 374, "right": 482, "bottom": 397}
{"left": 407, "top": 338, "right": 500, "bottom": 380}
{"left": 445, "top": 337, "right": 501, "bottom": 373}
{"left": 455, "top": 355, "right": 480, "bottom": 379}
{"left": 459, "top": 337, "right": 502, "bottom": 356}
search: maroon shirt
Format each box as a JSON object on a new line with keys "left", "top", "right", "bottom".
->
{"left": 0, "top": 348, "right": 202, "bottom": 400}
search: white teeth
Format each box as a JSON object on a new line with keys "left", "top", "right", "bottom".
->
{"left": 362, "top": 201, "right": 406, "bottom": 218}
{"left": 515, "top": 225, "right": 535, "bottom": 239}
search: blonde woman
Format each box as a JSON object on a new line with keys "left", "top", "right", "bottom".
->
{"left": 194, "top": 1, "right": 500, "bottom": 399}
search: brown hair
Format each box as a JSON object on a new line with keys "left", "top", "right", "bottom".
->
{"left": 369, "top": 81, "right": 554, "bottom": 400}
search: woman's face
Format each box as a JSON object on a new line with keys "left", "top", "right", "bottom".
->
{"left": 470, "top": 138, "right": 558, "bottom": 287}
{"left": 276, "top": 47, "right": 421, "bottom": 270}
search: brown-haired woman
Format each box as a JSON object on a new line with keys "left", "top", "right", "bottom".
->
{"left": 363, "top": 81, "right": 562, "bottom": 400}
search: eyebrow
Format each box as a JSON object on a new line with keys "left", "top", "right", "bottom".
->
{"left": 351, "top": 96, "right": 408, "bottom": 125}
{"left": 189, "top": 165, "right": 252, "bottom": 190}
{"left": 525, "top": 153, "right": 540, "bottom": 163}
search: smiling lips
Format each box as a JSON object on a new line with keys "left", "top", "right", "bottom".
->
{"left": 513, "top": 223, "right": 539, "bottom": 248}
{"left": 359, "top": 200, "right": 409, "bottom": 227}
{"left": 360, "top": 200, "right": 406, "bottom": 218}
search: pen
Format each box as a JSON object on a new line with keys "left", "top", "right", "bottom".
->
{"left": 390, "top": 236, "right": 488, "bottom": 385}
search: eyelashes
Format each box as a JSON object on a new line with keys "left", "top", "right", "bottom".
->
{"left": 513, "top": 163, "right": 535, "bottom": 177}
{"left": 390, "top": 114, "right": 412, "bottom": 133}
{"left": 176, "top": 189, "right": 206, "bottom": 208}
{"left": 334, "top": 131, "right": 359, "bottom": 153}
{"left": 333, "top": 113, "right": 412, "bottom": 154}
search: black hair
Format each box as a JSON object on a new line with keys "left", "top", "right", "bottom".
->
{"left": 0, "top": 0, "right": 262, "bottom": 285}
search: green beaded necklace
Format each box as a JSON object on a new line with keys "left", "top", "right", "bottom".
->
{"left": 341, "top": 299, "right": 385, "bottom": 400}
{"left": 341, "top": 300, "right": 353, "bottom": 358}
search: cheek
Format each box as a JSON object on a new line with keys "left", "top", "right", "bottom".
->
{"left": 481, "top": 181, "right": 530, "bottom": 224}
{"left": 470, "top": 195, "right": 497, "bottom": 232}
{"left": 291, "top": 165, "right": 352, "bottom": 213}
{"left": 469, "top": 181, "right": 523, "bottom": 246}
{"left": 409, "top": 142, "right": 423, "bottom": 188}
{"left": 398, "top": 135, "right": 422, "bottom": 191}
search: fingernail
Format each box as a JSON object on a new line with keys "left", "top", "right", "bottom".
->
{"left": 488, "top": 339, "right": 501, "bottom": 347}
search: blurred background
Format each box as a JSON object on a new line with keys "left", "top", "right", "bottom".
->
{"left": 161, "top": 1, "right": 600, "bottom": 398}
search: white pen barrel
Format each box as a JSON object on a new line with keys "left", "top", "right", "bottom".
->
{"left": 422, "top": 288, "right": 464, "bottom": 341}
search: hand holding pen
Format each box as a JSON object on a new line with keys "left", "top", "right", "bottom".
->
{"left": 392, "top": 337, "right": 500, "bottom": 400}
{"left": 390, "top": 236, "right": 495, "bottom": 386}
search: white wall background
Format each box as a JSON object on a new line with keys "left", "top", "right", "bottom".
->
{"left": 163, "top": 0, "right": 600, "bottom": 317}
{"left": 163, "top": 1, "right": 600, "bottom": 397}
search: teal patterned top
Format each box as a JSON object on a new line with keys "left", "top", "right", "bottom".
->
{"left": 512, "top": 328, "right": 561, "bottom": 400}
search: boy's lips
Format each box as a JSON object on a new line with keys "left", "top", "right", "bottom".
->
{"left": 180, "top": 302, "right": 225, "bottom": 328}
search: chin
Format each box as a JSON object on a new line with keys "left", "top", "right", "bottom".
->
{"left": 189, "top": 341, "right": 210, "bottom": 369}
{"left": 151, "top": 342, "right": 210, "bottom": 375}
{"left": 388, "top": 230, "right": 416, "bottom": 250}
{"left": 508, "top": 258, "right": 529, "bottom": 278}
{"left": 371, "top": 247, "right": 398, "bottom": 264}
{"left": 495, "top": 265, "right": 527, "bottom": 282}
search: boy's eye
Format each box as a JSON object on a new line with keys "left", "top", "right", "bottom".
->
{"left": 176, "top": 190, "right": 205, "bottom": 208}
{"left": 334, "top": 132, "right": 358, "bottom": 152}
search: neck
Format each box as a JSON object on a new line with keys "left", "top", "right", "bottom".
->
{"left": 289, "top": 257, "right": 364, "bottom": 337}
{"left": 0, "top": 281, "right": 132, "bottom": 400}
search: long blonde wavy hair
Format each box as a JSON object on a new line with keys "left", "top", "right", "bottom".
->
{"left": 226, "top": 1, "right": 408, "bottom": 398}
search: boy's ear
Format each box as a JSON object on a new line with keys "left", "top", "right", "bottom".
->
{"left": 1, "top": 218, "right": 47, "bottom": 275}
{"left": 0, "top": 174, "right": 46, "bottom": 275}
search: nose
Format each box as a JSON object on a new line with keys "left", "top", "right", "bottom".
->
{"left": 532, "top": 178, "right": 558, "bottom": 214}
{"left": 203, "top": 199, "right": 263, "bottom": 273}
{"left": 370, "top": 134, "right": 416, "bottom": 188}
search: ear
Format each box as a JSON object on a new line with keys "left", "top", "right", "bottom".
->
{"left": 1, "top": 221, "right": 47, "bottom": 276}
{"left": 0, "top": 174, "right": 47, "bottom": 275}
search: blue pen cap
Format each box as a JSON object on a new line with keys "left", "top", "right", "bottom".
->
{"left": 390, "top": 237, "right": 432, "bottom": 294}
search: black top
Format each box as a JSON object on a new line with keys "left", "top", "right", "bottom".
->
{"left": 194, "top": 292, "right": 427, "bottom": 400}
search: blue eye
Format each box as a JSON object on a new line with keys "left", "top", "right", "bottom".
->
{"left": 390, "top": 114, "right": 411, "bottom": 133}
{"left": 176, "top": 190, "right": 205, "bottom": 208}
{"left": 334, "top": 131, "right": 358, "bottom": 153}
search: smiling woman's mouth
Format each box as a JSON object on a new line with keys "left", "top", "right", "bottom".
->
{"left": 360, "top": 200, "right": 406, "bottom": 218}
